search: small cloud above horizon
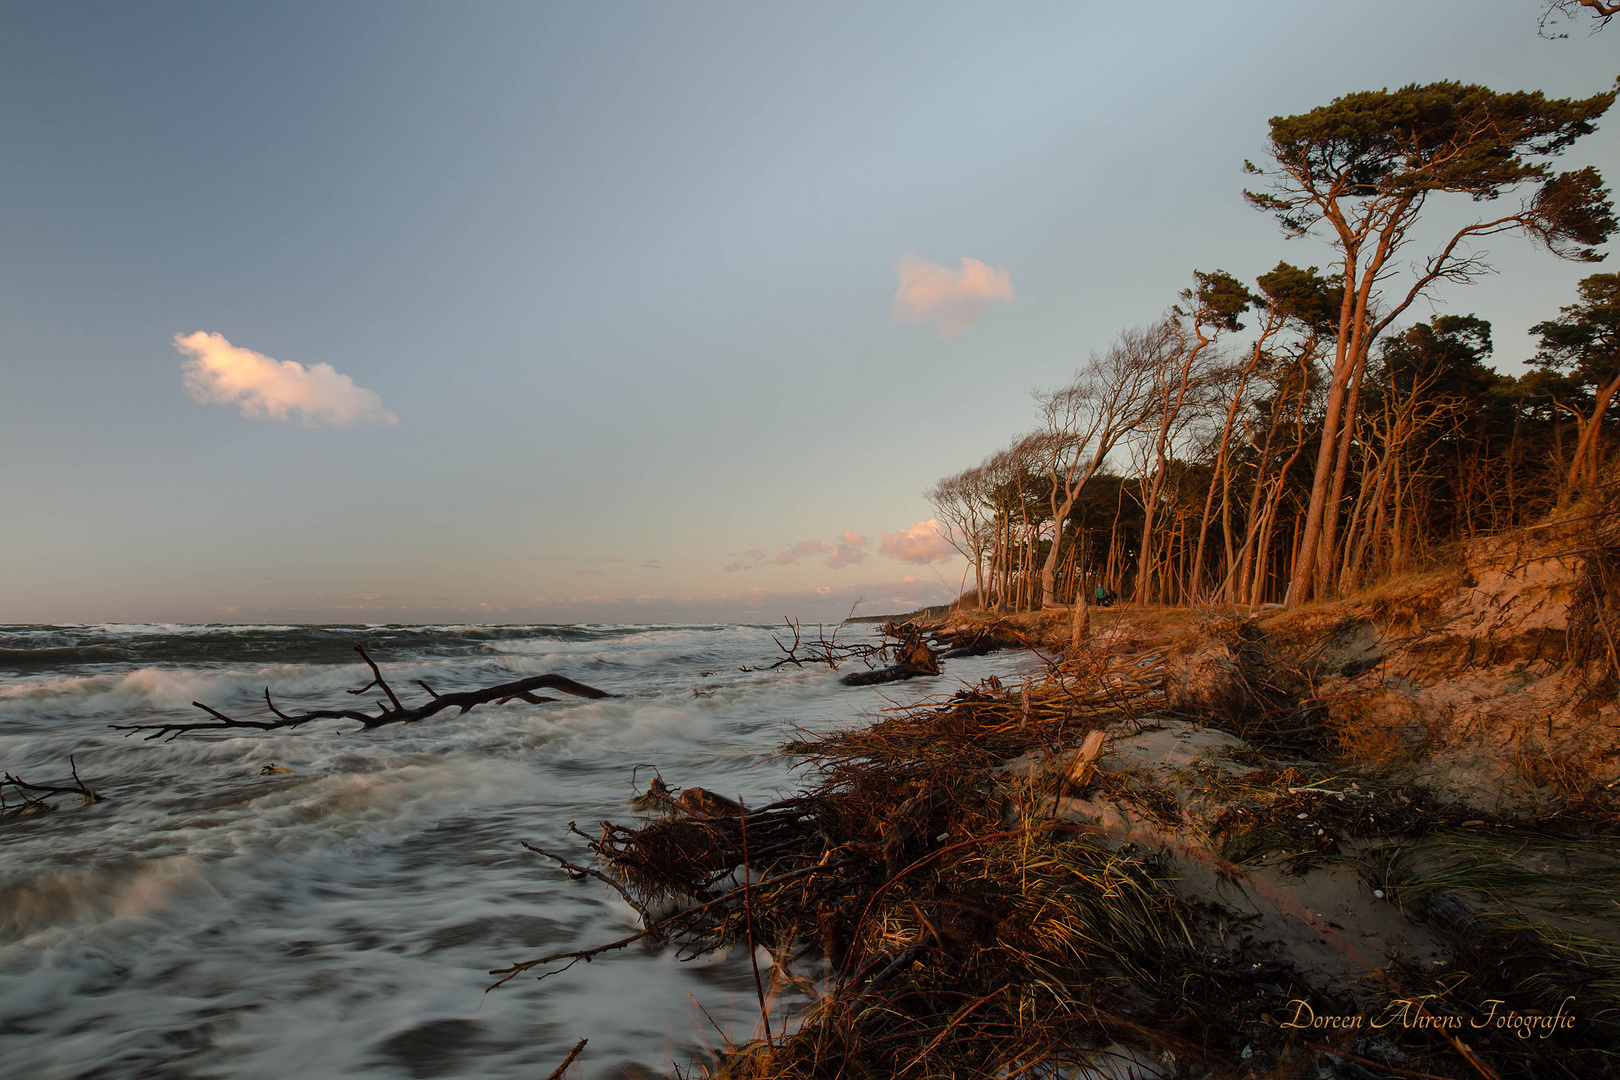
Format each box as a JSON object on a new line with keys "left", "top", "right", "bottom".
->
{"left": 174, "top": 331, "right": 397, "bottom": 427}
{"left": 890, "top": 255, "right": 1014, "bottom": 337}
{"left": 727, "top": 531, "right": 871, "bottom": 571}
{"left": 775, "top": 539, "right": 830, "bottom": 566}
{"left": 880, "top": 520, "right": 956, "bottom": 565}
{"left": 827, "top": 530, "right": 870, "bottom": 569}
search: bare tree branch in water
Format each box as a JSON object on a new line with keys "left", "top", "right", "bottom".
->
{"left": 111, "top": 644, "right": 613, "bottom": 741}
{"left": 740, "top": 616, "right": 888, "bottom": 672}
{"left": 2, "top": 756, "right": 102, "bottom": 817}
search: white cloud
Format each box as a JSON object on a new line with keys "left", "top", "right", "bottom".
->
{"left": 880, "top": 520, "right": 957, "bottom": 565}
{"left": 890, "top": 255, "right": 1014, "bottom": 337}
{"left": 175, "top": 331, "right": 397, "bottom": 427}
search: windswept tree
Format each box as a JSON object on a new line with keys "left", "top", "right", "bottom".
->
{"left": 1189, "top": 262, "right": 1339, "bottom": 603}
{"left": 1127, "top": 271, "right": 1250, "bottom": 605}
{"left": 927, "top": 463, "right": 996, "bottom": 606}
{"left": 1532, "top": 273, "right": 1620, "bottom": 491}
{"left": 1245, "top": 79, "right": 1616, "bottom": 607}
{"left": 1342, "top": 316, "right": 1496, "bottom": 585}
{"left": 1029, "top": 322, "right": 1167, "bottom": 607}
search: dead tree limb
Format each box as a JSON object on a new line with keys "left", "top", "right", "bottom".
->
{"left": 522, "top": 842, "right": 656, "bottom": 925}
{"left": 742, "top": 617, "right": 887, "bottom": 672}
{"left": 488, "top": 857, "right": 858, "bottom": 990}
{"left": 544, "top": 1039, "right": 587, "bottom": 1080}
{"left": 2, "top": 755, "right": 102, "bottom": 817}
{"left": 112, "top": 645, "right": 612, "bottom": 741}
{"left": 840, "top": 625, "right": 940, "bottom": 686}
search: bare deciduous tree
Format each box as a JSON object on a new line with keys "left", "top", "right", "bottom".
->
{"left": 1029, "top": 323, "right": 1167, "bottom": 607}
{"left": 927, "top": 464, "right": 995, "bottom": 607}
{"left": 1130, "top": 272, "right": 1250, "bottom": 605}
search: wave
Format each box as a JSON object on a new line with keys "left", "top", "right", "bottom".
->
{"left": 0, "top": 644, "right": 132, "bottom": 667}
{"left": 0, "top": 857, "right": 215, "bottom": 940}
{"left": 0, "top": 645, "right": 693, "bottom": 720}
{"left": 0, "top": 663, "right": 425, "bottom": 720}
{"left": 0, "top": 623, "right": 724, "bottom": 673}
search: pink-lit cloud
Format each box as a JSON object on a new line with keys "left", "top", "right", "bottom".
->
{"left": 827, "top": 531, "right": 870, "bottom": 569}
{"left": 730, "top": 531, "right": 873, "bottom": 571}
{"left": 775, "top": 540, "right": 830, "bottom": 565}
{"left": 515, "top": 577, "right": 957, "bottom": 621}
{"left": 174, "top": 331, "right": 397, "bottom": 427}
{"left": 880, "top": 520, "right": 957, "bottom": 565}
{"left": 890, "top": 255, "right": 1014, "bottom": 337}
{"left": 715, "top": 576, "right": 952, "bottom": 611}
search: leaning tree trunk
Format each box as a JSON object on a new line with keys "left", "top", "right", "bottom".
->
{"left": 1568, "top": 368, "right": 1620, "bottom": 491}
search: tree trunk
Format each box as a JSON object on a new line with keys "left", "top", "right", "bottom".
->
{"left": 1567, "top": 368, "right": 1620, "bottom": 490}
{"left": 1315, "top": 347, "right": 1370, "bottom": 600}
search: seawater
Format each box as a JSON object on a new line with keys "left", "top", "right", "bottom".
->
{"left": 0, "top": 623, "right": 1035, "bottom": 1079}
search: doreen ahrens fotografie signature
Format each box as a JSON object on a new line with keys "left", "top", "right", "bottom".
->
{"left": 1280, "top": 996, "right": 1579, "bottom": 1039}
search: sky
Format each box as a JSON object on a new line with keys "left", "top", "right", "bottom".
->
{"left": 2, "top": 0, "right": 1617, "bottom": 625}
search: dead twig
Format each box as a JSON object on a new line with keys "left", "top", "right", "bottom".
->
{"left": 488, "top": 857, "right": 858, "bottom": 989}
{"left": 738, "top": 795, "right": 772, "bottom": 1042}
{"left": 521, "top": 843, "right": 655, "bottom": 925}
{"left": 543, "top": 1038, "right": 587, "bottom": 1080}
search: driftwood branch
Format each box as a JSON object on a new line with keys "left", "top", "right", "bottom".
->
{"left": 839, "top": 624, "right": 940, "bottom": 686}
{"left": 522, "top": 842, "right": 656, "bottom": 925}
{"left": 488, "top": 857, "right": 857, "bottom": 990}
{"left": 112, "top": 645, "right": 612, "bottom": 741}
{"left": 544, "top": 1039, "right": 587, "bottom": 1080}
{"left": 2, "top": 755, "right": 102, "bottom": 817}
{"left": 742, "top": 617, "right": 888, "bottom": 672}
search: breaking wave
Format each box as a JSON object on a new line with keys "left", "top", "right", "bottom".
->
{"left": 0, "top": 621, "right": 1032, "bottom": 1078}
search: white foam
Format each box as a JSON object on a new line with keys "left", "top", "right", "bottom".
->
{"left": 0, "top": 623, "right": 1041, "bottom": 1078}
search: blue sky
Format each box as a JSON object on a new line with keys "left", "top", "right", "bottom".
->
{"left": 3, "top": 0, "right": 1617, "bottom": 623}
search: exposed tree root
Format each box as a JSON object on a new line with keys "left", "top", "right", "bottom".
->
{"left": 839, "top": 626, "right": 940, "bottom": 686}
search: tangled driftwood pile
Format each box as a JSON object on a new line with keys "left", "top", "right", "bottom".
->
{"left": 498, "top": 612, "right": 1620, "bottom": 1080}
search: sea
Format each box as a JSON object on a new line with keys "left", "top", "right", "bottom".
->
{"left": 0, "top": 622, "right": 1035, "bottom": 1079}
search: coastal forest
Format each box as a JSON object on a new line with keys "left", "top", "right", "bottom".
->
{"left": 928, "top": 74, "right": 1620, "bottom": 614}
